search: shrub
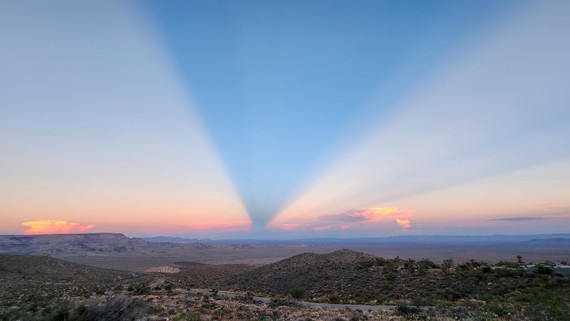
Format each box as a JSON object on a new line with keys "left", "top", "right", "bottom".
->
{"left": 496, "top": 261, "right": 520, "bottom": 268}
{"left": 481, "top": 266, "right": 492, "bottom": 273}
{"left": 535, "top": 265, "right": 554, "bottom": 275}
{"left": 441, "top": 259, "right": 454, "bottom": 275}
{"left": 291, "top": 285, "right": 306, "bottom": 299}
{"left": 396, "top": 305, "right": 422, "bottom": 315}
{"left": 418, "top": 258, "right": 434, "bottom": 275}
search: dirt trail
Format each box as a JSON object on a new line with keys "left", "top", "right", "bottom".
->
{"left": 177, "top": 289, "right": 395, "bottom": 311}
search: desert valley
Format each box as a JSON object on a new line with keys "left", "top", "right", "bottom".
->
{"left": 1, "top": 233, "right": 569, "bottom": 321}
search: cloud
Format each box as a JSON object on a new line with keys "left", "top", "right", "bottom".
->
{"left": 22, "top": 220, "right": 95, "bottom": 235}
{"left": 396, "top": 218, "right": 411, "bottom": 229}
{"left": 320, "top": 207, "right": 406, "bottom": 222}
{"left": 489, "top": 217, "right": 545, "bottom": 222}
{"left": 313, "top": 225, "right": 333, "bottom": 232}
{"left": 271, "top": 207, "right": 413, "bottom": 231}
{"left": 275, "top": 223, "right": 300, "bottom": 231}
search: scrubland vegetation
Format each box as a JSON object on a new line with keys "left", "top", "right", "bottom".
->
{"left": 1, "top": 251, "right": 568, "bottom": 321}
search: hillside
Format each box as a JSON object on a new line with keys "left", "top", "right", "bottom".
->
{"left": 0, "top": 255, "right": 401, "bottom": 321}
{"left": 228, "top": 249, "right": 570, "bottom": 319}
{"left": 1, "top": 250, "right": 569, "bottom": 320}
{"left": 228, "top": 249, "right": 378, "bottom": 299}
{"left": 0, "top": 254, "right": 150, "bottom": 302}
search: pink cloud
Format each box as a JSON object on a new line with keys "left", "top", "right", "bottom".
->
{"left": 277, "top": 223, "right": 300, "bottom": 231}
{"left": 313, "top": 225, "right": 333, "bottom": 231}
{"left": 272, "top": 207, "right": 414, "bottom": 232}
{"left": 22, "top": 220, "right": 95, "bottom": 235}
{"left": 396, "top": 218, "right": 411, "bottom": 229}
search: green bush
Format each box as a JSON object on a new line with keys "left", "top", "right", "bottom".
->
{"left": 291, "top": 285, "right": 306, "bottom": 299}
{"left": 535, "top": 265, "right": 554, "bottom": 275}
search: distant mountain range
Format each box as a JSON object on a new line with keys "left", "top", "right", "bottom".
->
{"left": 0, "top": 233, "right": 145, "bottom": 256}
{"left": 2, "top": 233, "right": 570, "bottom": 272}
{"left": 143, "top": 233, "right": 570, "bottom": 244}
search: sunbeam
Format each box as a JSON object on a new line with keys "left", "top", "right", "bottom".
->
{"left": 0, "top": 0, "right": 250, "bottom": 236}
{"left": 1, "top": 0, "right": 568, "bottom": 239}
{"left": 269, "top": 0, "right": 570, "bottom": 235}
{"left": 144, "top": 0, "right": 514, "bottom": 229}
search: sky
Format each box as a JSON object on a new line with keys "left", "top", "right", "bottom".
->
{"left": 1, "top": 0, "right": 569, "bottom": 239}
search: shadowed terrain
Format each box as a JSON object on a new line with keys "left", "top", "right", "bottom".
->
{"left": 2, "top": 233, "right": 570, "bottom": 272}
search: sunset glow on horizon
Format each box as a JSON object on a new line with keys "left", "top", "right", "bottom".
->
{"left": 1, "top": 0, "right": 569, "bottom": 238}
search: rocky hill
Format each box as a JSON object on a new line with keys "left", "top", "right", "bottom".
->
{"left": 227, "top": 249, "right": 388, "bottom": 301}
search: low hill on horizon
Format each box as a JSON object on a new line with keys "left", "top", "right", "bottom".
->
{"left": 228, "top": 249, "right": 414, "bottom": 300}
{"left": 2, "top": 232, "right": 570, "bottom": 273}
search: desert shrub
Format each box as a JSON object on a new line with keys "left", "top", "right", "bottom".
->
{"left": 535, "top": 265, "right": 554, "bottom": 275}
{"left": 268, "top": 298, "right": 300, "bottom": 308}
{"left": 417, "top": 258, "right": 434, "bottom": 275}
{"left": 494, "top": 268, "right": 524, "bottom": 278}
{"left": 411, "top": 294, "right": 434, "bottom": 307}
{"left": 496, "top": 261, "right": 519, "bottom": 268}
{"left": 41, "top": 299, "right": 74, "bottom": 321}
{"left": 0, "top": 295, "right": 158, "bottom": 321}
{"left": 290, "top": 285, "right": 306, "bottom": 299}
{"left": 350, "top": 310, "right": 366, "bottom": 321}
{"left": 373, "top": 258, "right": 388, "bottom": 266}
{"left": 442, "top": 288, "right": 464, "bottom": 301}
{"left": 133, "top": 283, "right": 150, "bottom": 295}
{"left": 396, "top": 305, "right": 422, "bottom": 315}
{"left": 486, "top": 302, "right": 510, "bottom": 317}
{"left": 357, "top": 260, "right": 374, "bottom": 270}
{"left": 441, "top": 259, "right": 454, "bottom": 275}
{"left": 446, "top": 306, "right": 470, "bottom": 320}
{"left": 75, "top": 295, "right": 155, "bottom": 321}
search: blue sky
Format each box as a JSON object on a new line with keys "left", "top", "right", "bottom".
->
{"left": 1, "top": 0, "right": 569, "bottom": 238}
{"left": 143, "top": 0, "right": 518, "bottom": 227}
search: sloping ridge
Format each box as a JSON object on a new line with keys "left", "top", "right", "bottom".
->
{"left": 0, "top": 254, "right": 131, "bottom": 281}
{"left": 0, "top": 254, "right": 148, "bottom": 300}
{"left": 227, "top": 249, "right": 375, "bottom": 296}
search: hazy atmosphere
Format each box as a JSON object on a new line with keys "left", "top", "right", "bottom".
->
{"left": 1, "top": 0, "right": 569, "bottom": 239}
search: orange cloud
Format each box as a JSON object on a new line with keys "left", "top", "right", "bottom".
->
{"left": 347, "top": 207, "right": 403, "bottom": 220}
{"left": 271, "top": 207, "right": 413, "bottom": 231}
{"left": 396, "top": 218, "right": 411, "bottom": 229}
{"left": 22, "top": 220, "right": 95, "bottom": 235}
